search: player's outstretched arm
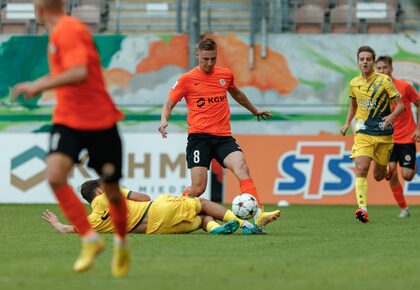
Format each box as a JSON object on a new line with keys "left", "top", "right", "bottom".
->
{"left": 11, "top": 75, "right": 50, "bottom": 101}
{"left": 411, "top": 97, "right": 420, "bottom": 141}
{"left": 12, "top": 65, "right": 87, "bottom": 101}
{"left": 228, "top": 87, "right": 272, "bottom": 121}
{"left": 341, "top": 98, "right": 357, "bottom": 136}
{"left": 159, "top": 99, "right": 177, "bottom": 138}
{"left": 127, "top": 191, "right": 151, "bottom": 202}
{"left": 42, "top": 209, "right": 76, "bottom": 234}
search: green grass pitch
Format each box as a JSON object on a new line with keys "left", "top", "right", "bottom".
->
{"left": 1, "top": 204, "right": 420, "bottom": 290}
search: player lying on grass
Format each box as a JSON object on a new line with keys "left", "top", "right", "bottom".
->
{"left": 43, "top": 179, "right": 273, "bottom": 235}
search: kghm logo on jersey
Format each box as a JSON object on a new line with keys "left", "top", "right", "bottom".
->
{"left": 197, "top": 98, "right": 205, "bottom": 108}
{"left": 219, "top": 79, "right": 226, "bottom": 86}
{"left": 196, "top": 95, "right": 227, "bottom": 108}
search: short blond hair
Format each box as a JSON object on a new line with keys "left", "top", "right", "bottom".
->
{"left": 198, "top": 38, "right": 217, "bottom": 51}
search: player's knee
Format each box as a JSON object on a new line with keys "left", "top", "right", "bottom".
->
{"left": 390, "top": 170, "right": 399, "bottom": 180}
{"left": 189, "top": 190, "right": 204, "bottom": 197}
{"left": 373, "top": 173, "right": 384, "bottom": 182}
{"left": 100, "top": 163, "right": 121, "bottom": 183}
{"left": 198, "top": 198, "right": 210, "bottom": 211}
{"left": 236, "top": 160, "right": 248, "bottom": 170}
{"left": 403, "top": 175, "right": 414, "bottom": 182}
{"left": 355, "top": 159, "right": 370, "bottom": 177}
{"left": 191, "top": 184, "right": 206, "bottom": 196}
{"left": 402, "top": 172, "right": 415, "bottom": 181}
{"left": 355, "top": 165, "right": 369, "bottom": 177}
{"left": 374, "top": 167, "right": 388, "bottom": 181}
{"left": 46, "top": 174, "right": 66, "bottom": 190}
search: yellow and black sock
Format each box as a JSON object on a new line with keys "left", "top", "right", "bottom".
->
{"left": 355, "top": 177, "right": 368, "bottom": 209}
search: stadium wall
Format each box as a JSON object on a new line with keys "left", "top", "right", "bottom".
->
{"left": 224, "top": 135, "right": 420, "bottom": 205}
{"left": 0, "top": 34, "right": 419, "bottom": 135}
{"left": 0, "top": 133, "right": 210, "bottom": 203}
{"left": 0, "top": 34, "right": 419, "bottom": 204}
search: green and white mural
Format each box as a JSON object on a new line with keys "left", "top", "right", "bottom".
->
{"left": 0, "top": 34, "right": 419, "bottom": 134}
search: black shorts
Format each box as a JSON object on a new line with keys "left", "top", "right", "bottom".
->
{"left": 389, "top": 143, "right": 416, "bottom": 169}
{"left": 49, "top": 124, "right": 122, "bottom": 182}
{"left": 186, "top": 133, "right": 242, "bottom": 169}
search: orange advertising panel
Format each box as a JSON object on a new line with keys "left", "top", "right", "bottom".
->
{"left": 224, "top": 135, "right": 420, "bottom": 205}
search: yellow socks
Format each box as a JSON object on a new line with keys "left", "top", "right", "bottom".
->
{"left": 222, "top": 210, "right": 244, "bottom": 227}
{"left": 355, "top": 177, "right": 368, "bottom": 210}
{"left": 206, "top": 221, "right": 220, "bottom": 232}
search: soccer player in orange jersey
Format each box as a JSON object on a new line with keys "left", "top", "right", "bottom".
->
{"left": 376, "top": 55, "right": 420, "bottom": 218}
{"left": 159, "top": 38, "right": 280, "bottom": 231}
{"left": 12, "top": 0, "right": 129, "bottom": 277}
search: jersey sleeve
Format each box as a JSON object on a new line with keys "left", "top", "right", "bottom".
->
{"left": 407, "top": 83, "right": 420, "bottom": 104}
{"left": 54, "top": 27, "right": 88, "bottom": 70}
{"left": 120, "top": 188, "right": 131, "bottom": 198}
{"left": 228, "top": 70, "right": 236, "bottom": 90}
{"left": 383, "top": 76, "right": 400, "bottom": 99}
{"left": 349, "top": 80, "right": 356, "bottom": 99}
{"left": 168, "top": 76, "right": 187, "bottom": 102}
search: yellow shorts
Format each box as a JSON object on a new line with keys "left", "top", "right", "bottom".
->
{"left": 350, "top": 133, "right": 394, "bottom": 166}
{"left": 146, "top": 194, "right": 202, "bottom": 234}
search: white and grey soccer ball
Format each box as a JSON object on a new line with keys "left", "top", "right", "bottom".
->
{"left": 232, "top": 193, "right": 258, "bottom": 219}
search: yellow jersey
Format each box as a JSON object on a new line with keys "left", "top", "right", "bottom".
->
{"left": 349, "top": 71, "right": 400, "bottom": 136}
{"left": 87, "top": 188, "right": 151, "bottom": 233}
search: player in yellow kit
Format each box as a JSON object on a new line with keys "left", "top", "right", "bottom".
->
{"left": 341, "top": 46, "right": 404, "bottom": 223}
{"left": 43, "top": 179, "right": 267, "bottom": 235}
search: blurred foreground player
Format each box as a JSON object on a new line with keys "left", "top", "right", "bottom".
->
{"left": 12, "top": 0, "right": 129, "bottom": 277}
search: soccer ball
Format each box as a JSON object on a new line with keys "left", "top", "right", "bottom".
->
{"left": 232, "top": 193, "right": 258, "bottom": 220}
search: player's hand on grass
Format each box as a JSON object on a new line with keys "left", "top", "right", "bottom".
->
{"left": 42, "top": 209, "right": 59, "bottom": 225}
{"left": 42, "top": 209, "right": 67, "bottom": 234}
{"left": 158, "top": 121, "right": 169, "bottom": 138}
{"left": 254, "top": 109, "right": 272, "bottom": 121}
